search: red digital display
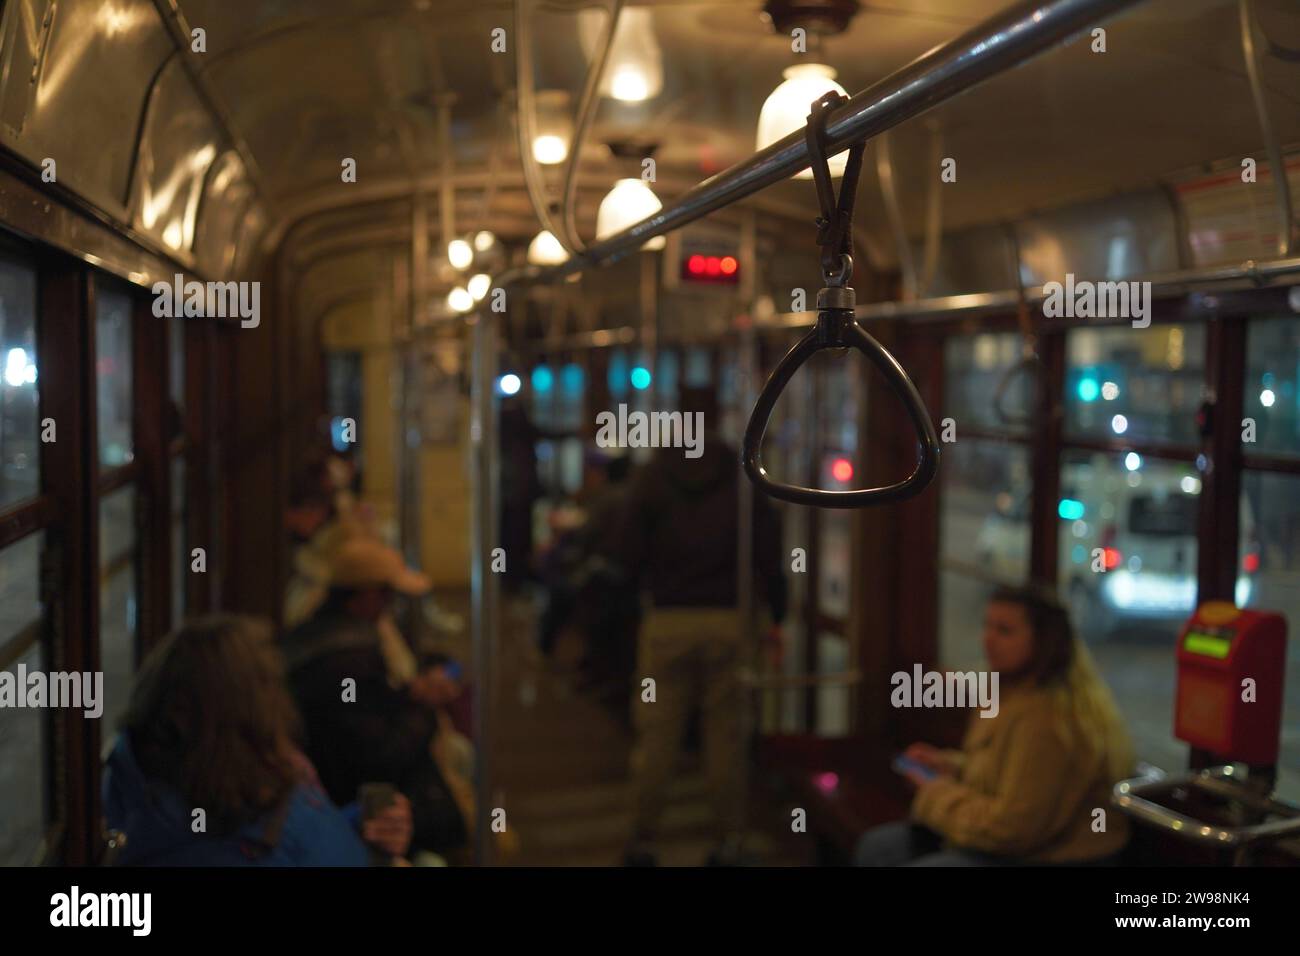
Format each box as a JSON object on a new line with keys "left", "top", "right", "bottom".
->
{"left": 681, "top": 252, "right": 740, "bottom": 284}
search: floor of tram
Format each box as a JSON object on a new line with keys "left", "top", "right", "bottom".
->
{"left": 477, "top": 594, "right": 815, "bottom": 867}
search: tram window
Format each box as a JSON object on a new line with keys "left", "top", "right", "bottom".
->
{"left": 1055, "top": 452, "right": 1202, "bottom": 777}
{"left": 0, "top": 640, "right": 48, "bottom": 865}
{"left": 944, "top": 332, "right": 1029, "bottom": 433}
{"left": 1057, "top": 450, "right": 1201, "bottom": 643}
{"left": 814, "top": 632, "right": 851, "bottom": 737}
{"left": 1238, "top": 471, "right": 1300, "bottom": 799}
{"left": 0, "top": 531, "right": 47, "bottom": 865}
{"left": 0, "top": 252, "right": 39, "bottom": 508}
{"left": 657, "top": 349, "right": 679, "bottom": 408}
{"left": 99, "top": 486, "right": 138, "bottom": 744}
{"left": 816, "top": 510, "right": 851, "bottom": 620}
{"left": 938, "top": 440, "right": 1031, "bottom": 666}
{"left": 1064, "top": 324, "right": 1206, "bottom": 446}
{"left": 558, "top": 362, "right": 584, "bottom": 431}
{"left": 171, "top": 456, "right": 186, "bottom": 625}
{"left": 326, "top": 351, "right": 362, "bottom": 460}
{"left": 96, "top": 285, "right": 135, "bottom": 469}
{"left": 0, "top": 529, "right": 41, "bottom": 637}
{"left": 1244, "top": 317, "right": 1300, "bottom": 457}
{"left": 607, "top": 348, "right": 630, "bottom": 401}
{"left": 683, "top": 346, "right": 712, "bottom": 387}
{"left": 814, "top": 350, "right": 857, "bottom": 453}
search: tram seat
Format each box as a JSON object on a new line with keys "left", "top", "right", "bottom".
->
{"left": 759, "top": 735, "right": 911, "bottom": 863}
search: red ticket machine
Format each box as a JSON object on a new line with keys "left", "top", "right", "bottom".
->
{"left": 1115, "top": 602, "right": 1297, "bottom": 861}
{"left": 1174, "top": 601, "right": 1287, "bottom": 766}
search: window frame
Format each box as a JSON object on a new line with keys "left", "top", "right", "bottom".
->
{"left": 883, "top": 284, "right": 1297, "bottom": 750}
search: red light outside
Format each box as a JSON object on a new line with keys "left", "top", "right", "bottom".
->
{"left": 831, "top": 458, "right": 854, "bottom": 482}
{"left": 720, "top": 256, "right": 738, "bottom": 275}
{"left": 687, "top": 254, "right": 705, "bottom": 275}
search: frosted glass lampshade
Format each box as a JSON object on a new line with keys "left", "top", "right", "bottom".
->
{"left": 596, "top": 179, "right": 665, "bottom": 251}
{"left": 757, "top": 63, "right": 849, "bottom": 180}
{"left": 527, "top": 230, "right": 568, "bottom": 266}
{"left": 579, "top": 7, "right": 663, "bottom": 102}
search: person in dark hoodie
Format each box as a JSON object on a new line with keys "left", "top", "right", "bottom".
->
{"left": 102, "top": 615, "right": 411, "bottom": 866}
{"left": 615, "top": 386, "right": 787, "bottom": 866}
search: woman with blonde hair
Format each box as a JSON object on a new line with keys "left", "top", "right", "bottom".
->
{"left": 856, "top": 584, "right": 1133, "bottom": 866}
{"left": 103, "top": 615, "right": 411, "bottom": 866}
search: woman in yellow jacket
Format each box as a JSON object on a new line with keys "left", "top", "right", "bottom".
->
{"left": 856, "top": 584, "right": 1133, "bottom": 866}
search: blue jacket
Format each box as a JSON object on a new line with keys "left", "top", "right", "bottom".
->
{"left": 102, "top": 733, "right": 371, "bottom": 866}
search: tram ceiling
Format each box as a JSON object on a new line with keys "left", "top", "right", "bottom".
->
{"left": 162, "top": 0, "right": 1299, "bottom": 260}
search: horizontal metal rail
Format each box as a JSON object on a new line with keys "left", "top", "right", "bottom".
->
{"left": 497, "top": 0, "right": 1145, "bottom": 289}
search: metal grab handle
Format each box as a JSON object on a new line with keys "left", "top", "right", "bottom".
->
{"left": 1113, "top": 768, "right": 1300, "bottom": 848}
{"left": 742, "top": 308, "right": 941, "bottom": 508}
{"left": 991, "top": 352, "right": 1041, "bottom": 427}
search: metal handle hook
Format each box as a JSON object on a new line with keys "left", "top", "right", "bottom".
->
{"left": 741, "top": 308, "right": 941, "bottom": 508}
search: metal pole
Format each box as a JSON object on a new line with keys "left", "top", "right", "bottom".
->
{"left": 735, "top": 209, "right": 758, "bottom": 839}
{"left": 497, "top": 0, "right": 1144, "bottom": 287}
{"left": 469, "top": 308, "right": 499, "bottom": 865}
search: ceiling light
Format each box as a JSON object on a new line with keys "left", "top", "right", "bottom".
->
{"left": 757, "top": 63, "right": 849, "bottom": 180}
{"left": 473, "top": 230, "right": 496, "bottom": 252}
{"left": 448, "top": 239, "right": 473, "bottom": 270}
{"left": 533, "top": 135, "right": 568, "bottom": 165}
{"left": 579, "top": 7, "right": 663, "bottom": 103}
{"left": 596, "top": 179, "right": 665, "bottom": 251}
{"left": 532, "top": 90, "right": 573, "bottom": 165}
{"left": 528, "top": 230, "right": 568, "bottom": 266}
{"left": 448, "top": 287, "right": 473, "bottom": 313}
{"left": 468, "top": 273, "right": 492, "bottom": 300}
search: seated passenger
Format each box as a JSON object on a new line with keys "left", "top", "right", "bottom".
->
{"left": 103, "top": 616, "right": 412, "bottom": 866}
{"left": 282, "top": 538, "right": 469, "bottom": 858}
{"left": 855, "top": 584, "right": 1133, "bottom": 866}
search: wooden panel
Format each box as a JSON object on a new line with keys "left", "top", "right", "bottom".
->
{"left": 37, "top": 257, "right": 95, "bottom": 864}
{"left": 133, "top": 292, "right": 171, "bottom": 652}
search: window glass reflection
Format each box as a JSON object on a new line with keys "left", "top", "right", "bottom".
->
{"left": 96, "top": 284, "right": 134, "bottom": 469}
{"left": 944, "top": 332, "right": 1030, "bottom": 433}
{"left": 1058, "top": 451, "right": 1202, "bottom": 640}
{"left": 99, "top": 486, "right": 137, "bottom": 743}
{"left": 1244, "top": 318, "right": 1300, "bottom": 457}
{"left": 939, "top": 440, "right": 1031, "bottom": 667}
{"left": 0, "top": 253, "right": 40, "bottom": 508}
{"left": 0, "top": 640, "right": 48, "bottom": 865}
{"left": 1065, "top": 325, "right": 1205, "bottom": 445}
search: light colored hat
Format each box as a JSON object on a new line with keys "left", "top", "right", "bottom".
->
{"left": 329, "top": 536, "right": 431, "bottom": 595}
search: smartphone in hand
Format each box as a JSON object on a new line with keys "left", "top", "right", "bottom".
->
{"left": 891, "top": 754, "right": 938, "bottom": 782}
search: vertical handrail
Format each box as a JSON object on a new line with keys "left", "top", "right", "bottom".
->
{"left": 468, "top": 309, "right": 499, "bottom": 865}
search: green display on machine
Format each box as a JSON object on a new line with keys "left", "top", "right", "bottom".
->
{"left": 1183, "top": 631, "right": 1233, "bottom": 659}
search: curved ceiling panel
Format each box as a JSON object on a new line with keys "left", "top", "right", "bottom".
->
{"left": 233, "top": 200, "right": 268, "bottom": 277}
{"left": 0, "top": 0, "right": 173, "bottom": 216}
{"left": 193, "top": 148, "right": 253, "bottom": 276}
{"left": 129, "top": 55, "right": 222, "bottom": 256}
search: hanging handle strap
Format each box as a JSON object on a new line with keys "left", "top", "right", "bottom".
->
{"left": 991, "top": 234, "right": 1042, "bottom": 427}
{"left": 741, "top": 93, "right": 941, "bottom": 509}
{"left": 806, "top": 91, "right": 866, "bottom": 283}
{"left": 742, "top": 309, "right": 941, "bottom": 507}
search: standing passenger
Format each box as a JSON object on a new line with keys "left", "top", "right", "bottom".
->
{"left": 616, "top": 387, "right": 787, "bottom": 866}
